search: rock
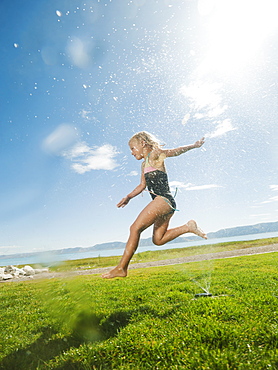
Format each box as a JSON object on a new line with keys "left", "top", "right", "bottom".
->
{"left": 22, "top": 266, "right": 35, "bottom": 276}
{"left": 4, "top": 265, "right": 15, "bottom": 273}
{"left": 10, "top": 267, "right": 26, "bottom": 276}
{"left": 0, "top": 273, "right": 13, "bottom": 280}
{"left": 0, "top": 264, "right": 49, "bottom": 281}
{"left": 15, "top": 267, "right": 26, "bottom": 275}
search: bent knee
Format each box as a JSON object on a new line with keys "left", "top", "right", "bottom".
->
{"left": 152, "top": 236, "right": 164, "bottom": 246}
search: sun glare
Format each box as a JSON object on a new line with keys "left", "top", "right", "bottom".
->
{"left": 199, "top": 0, "right": 278, "bottom": 75}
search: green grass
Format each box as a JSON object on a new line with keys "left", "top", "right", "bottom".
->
{"left": 0, "top": 240, "right": 278, "bottom": 369}
{"left": 47, "top": 236, "right": 278, "bottom": 272}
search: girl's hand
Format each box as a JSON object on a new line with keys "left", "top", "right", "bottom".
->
{"left": 194, "top": 137, "right": 205, "bottom": 148}
{"left": 117, "top": 196, "right": 130, "bottom": 208}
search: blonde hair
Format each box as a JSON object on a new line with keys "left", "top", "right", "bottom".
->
{"left": 129, "top": 131, "right": 162, "bottom": 149}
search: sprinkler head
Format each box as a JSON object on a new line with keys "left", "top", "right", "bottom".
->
{"left": 195, "top": 293, "right": 212, "bottom": 298}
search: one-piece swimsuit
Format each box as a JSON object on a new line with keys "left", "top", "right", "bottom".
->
{"left": 144, "top": 153, "right": 176, "bottom": 212}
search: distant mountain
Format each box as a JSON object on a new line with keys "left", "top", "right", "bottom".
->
{"left": 138, "top": 221, "right": 278, "bottom": 246}
{"left": 1, "top": 221, "right": 277, "bottom": 261}
{"left": 206, "top": 221, "right": 278, "bottom": 239}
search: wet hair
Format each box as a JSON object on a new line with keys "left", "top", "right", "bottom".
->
{"left": 129, "top": 131, "right": 162, "bottom": 149}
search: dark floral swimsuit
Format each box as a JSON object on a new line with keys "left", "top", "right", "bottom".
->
{"left": 144, "top": 153, "right": 176, "bottom": 212}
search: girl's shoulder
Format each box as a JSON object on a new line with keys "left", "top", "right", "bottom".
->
{"left": 149, "top": 149, "right": 167, "bottom": 170}
{"left": 150, "top": 147, "right": 164, "bottom": 160}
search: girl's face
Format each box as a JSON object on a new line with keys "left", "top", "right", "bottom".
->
{"left": 129, "top": 138, "right": 144, "bottom": 160}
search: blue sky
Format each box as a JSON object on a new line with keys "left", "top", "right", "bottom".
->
{"left": 1, "top": 0, "right": 277, "bottom": 255}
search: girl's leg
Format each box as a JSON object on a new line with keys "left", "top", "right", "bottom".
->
{"left": 102, "top": 197, "right": 172, "bottom": 279}
{"left": 152, "top": 217, "right": 207, "bottom": 246}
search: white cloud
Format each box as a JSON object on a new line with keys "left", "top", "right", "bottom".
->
{"left": 207, "top": 105, "right": 228, "bottom": 118}
{"left": 127, "top": 171, "right": 138, "bottom": 177}
{"left": 259, "top": 185, "right": 278, "bottom": 204}
{"left": 42, "top": 124, "right": 78, "bottom": 155}
{"left": 169, "top": 181, "right": 190, "bottom": 190}
{"left": 180, "top": 81, "right": 224, "bottom": 115}
{"left": 250, "top": 213, "right": 271, "bottom": 218}
{"left": 206, "top": 119, "right": 236, "bottom": 138}
{"left": 42, "top": 126, "right": 119, "bottom": 174}
{"left": 65, "top": 143, "right": 119, "bottom": 174}
{"left": 0, "top": 245, "right": 19, "bottom": 255}
{"left": 67, "top": 142, "right": 91, "bottom": 158}
{"left": 186, "top": 184, "right": 222, "bottom": 191}
{"left": 264, "top": 196, "right": 278, "bottom": 204}
{"left": 182, "top": 113, "right": 190, "bottom": 125}
{"left": 179, "top": 80, "right": 236, "bottom": 138}
{"left": 169, "top": 181, "right": 189, "bottom": 189}
{"left": 66, "top": 37, "right": 94, "bottom": 69}
{"left": 270, "top": 185, "right": 278, "bottom": 192}
{"left": 169, "top": 181, "right": 221, "bottom": 192}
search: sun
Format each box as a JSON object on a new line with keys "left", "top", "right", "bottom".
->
{"left": 198, "top": 0, "right": 278, "bottom": 75}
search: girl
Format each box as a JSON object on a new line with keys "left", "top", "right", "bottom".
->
{"left": 102, "top": 131, "right": 207, "bottom": 279}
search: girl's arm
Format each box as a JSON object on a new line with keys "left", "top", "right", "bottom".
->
{"left": 117, "top": 167, "right": 146, "bottom": 208}
{"left": 162, "top": 137, "right": 205, "bottom": 158}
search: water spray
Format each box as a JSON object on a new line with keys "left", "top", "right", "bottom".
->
{"left": 191, "top": 278, "right": 212, "bottom": 298}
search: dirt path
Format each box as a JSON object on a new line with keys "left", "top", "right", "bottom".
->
{"left": 75, "top": 243, "right": 278, "bottom": 276}
{"left": 3, "top": 243, "right": 277, "bottom": 283}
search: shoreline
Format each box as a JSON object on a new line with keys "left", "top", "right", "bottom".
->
{"left": 1, "top": 243, "right": 277, "bottom": 283}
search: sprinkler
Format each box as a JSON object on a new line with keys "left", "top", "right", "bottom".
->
{"left": 190, "top": 278, "right": 213, "bottom": 298}
{"left": 195, "top": 292, "right": 212, "bottom": 298}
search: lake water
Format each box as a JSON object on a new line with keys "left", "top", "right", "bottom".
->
{"left": 1, "top": 231, "right": 278, "bottom": 267}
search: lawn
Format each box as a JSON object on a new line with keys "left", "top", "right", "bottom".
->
{"left": 0, "top": 242, "right": 278, "bottom": 369}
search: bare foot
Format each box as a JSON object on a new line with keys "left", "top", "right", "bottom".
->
{"left": 101, "top": 266, "right": 127, "bottom": 279}
{"left": 186, "top": 220, "right": 207, "bottom": 239}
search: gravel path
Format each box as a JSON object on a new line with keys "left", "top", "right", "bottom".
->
{"left": 76, "top": 243, "right": 278, "bottom": 276}
{"left": 3, "top": 243, "right": 277, "bottom": 282}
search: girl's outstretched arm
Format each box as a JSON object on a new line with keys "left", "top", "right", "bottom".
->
{"left": 117, "top": 168, "right": 146, "bottom": 208}
{"left": 163, "top": 137, "right": 205, "bottom": 158}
